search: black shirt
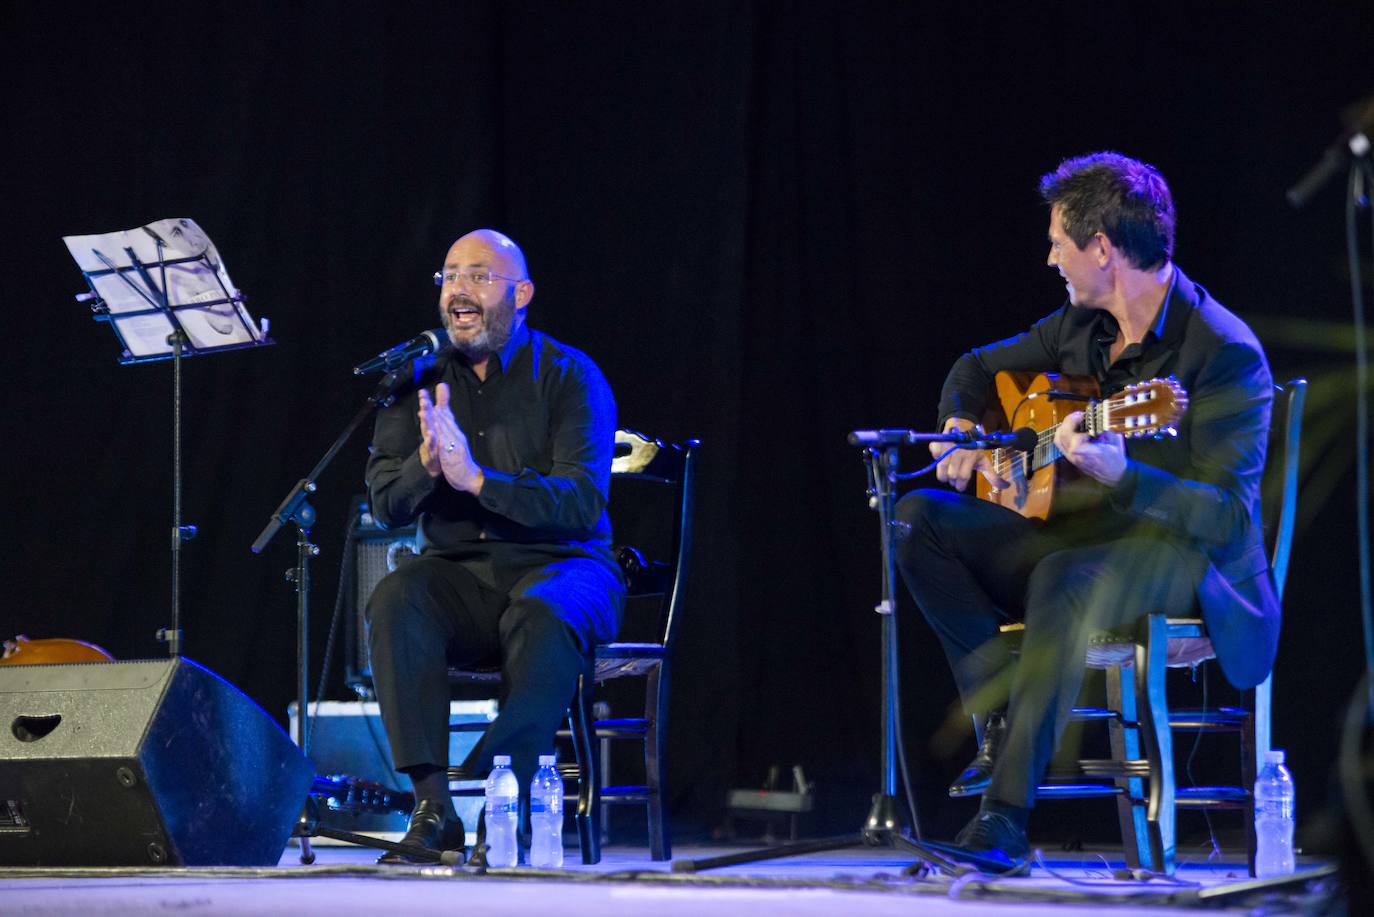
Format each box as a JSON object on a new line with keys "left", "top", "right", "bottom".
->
{"left": 365, "top": 322, "right": 620, "bottom": 584}
{"left": 1091, "top": 270, "right": 1174, "bottom": 395}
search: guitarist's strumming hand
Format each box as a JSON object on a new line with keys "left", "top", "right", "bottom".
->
{"left": 1054, "top": 410, "right": 1127, "bottom": 487}
{"left": 932, "top": 417, "right": 1010, "bottom": 493}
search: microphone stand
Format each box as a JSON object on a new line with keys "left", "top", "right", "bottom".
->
{"left": 671, "top": 428, "right": 1018, "bottom": 878}
{"left": 251, "top": 365, "right": 441, "bottom": 866}
{"left": 1288, "top": 98, "right": 1374, "bottom": 721}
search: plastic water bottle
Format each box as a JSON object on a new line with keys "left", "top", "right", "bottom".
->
{"left": 484, "top": 754, "right": 520, "bottom": 867}
{"left": 529, "top": 754, "right": 564, "bottom": 868}
{"left": 1254, "top": 749, "right": 1296, "bottom": 878}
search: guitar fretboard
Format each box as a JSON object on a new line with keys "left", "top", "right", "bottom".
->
{"left": 1027, "top": 400, "right": 1103, "bottom": 471}
{"left": 997, "top": 387, "right": 1170, "bottom": 478}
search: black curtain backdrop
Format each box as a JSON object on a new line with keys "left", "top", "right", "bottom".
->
{"left": 3, "top": 1, "right": 1369, "bottom": 847}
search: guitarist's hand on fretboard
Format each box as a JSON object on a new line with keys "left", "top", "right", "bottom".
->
{"left": 1052, "top": 410, "right": 1128, "bottom": 487}
{"left": 933, "top": 417, "right": 1011, "bottom": 492}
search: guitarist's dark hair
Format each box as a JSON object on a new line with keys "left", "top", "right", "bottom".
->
{"left": 1038, "top": 152, "right": 1175, "bottom": 271}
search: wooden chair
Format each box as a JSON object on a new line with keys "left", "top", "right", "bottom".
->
{"left": 447, "top": 430, "right": 697, "bottom": 864}
{"left": 995, "top": 379, "right": 1305, "bottom": 876}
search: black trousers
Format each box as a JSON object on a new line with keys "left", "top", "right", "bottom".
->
{"left": 366, "top": 553, "right": 624, "bottom": 793}
{"left": 894, "top": 489, "right": 1205, "bottom": 808}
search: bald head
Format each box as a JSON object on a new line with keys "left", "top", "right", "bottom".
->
{"left": 446, "top": 229, "right": 530, "bottom": 283}
{"left": 437, "top": 228, "right": 535, "bottom": 363}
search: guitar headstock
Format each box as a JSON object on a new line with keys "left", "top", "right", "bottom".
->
{"left": 1104, "top": 377, "right": 1188, "bottom": 438}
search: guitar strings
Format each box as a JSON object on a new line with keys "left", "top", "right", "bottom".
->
{"left": 987, "top": 388, "right": 1170, "bottom": 478}
{"left": 988, "top": 396, "right": 1117, "bottom": 478}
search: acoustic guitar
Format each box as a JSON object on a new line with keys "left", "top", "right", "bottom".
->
{"left": 973, "top": 372, "right": 1188, "bottom": 520}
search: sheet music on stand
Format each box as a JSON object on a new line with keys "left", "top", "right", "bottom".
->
{"left": 63, "top": 217, "right": 272, "bottom": 362}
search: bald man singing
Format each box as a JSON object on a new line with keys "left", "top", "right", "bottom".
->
{"left": 364, "top": 229, "right": 624, "bottom": 863}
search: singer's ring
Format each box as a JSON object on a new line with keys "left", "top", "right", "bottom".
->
{"left": 445, "top": 441, "right": 457, "bottom": 453}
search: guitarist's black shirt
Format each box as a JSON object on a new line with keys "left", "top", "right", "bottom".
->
{"left": 1093, "top": 269, "right": 1174, "bottom": 394}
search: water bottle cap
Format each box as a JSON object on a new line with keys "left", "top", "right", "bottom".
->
{"left": 493, "top": 754, "right": 512, "bottom": 766}
{"left": 1265, "top": 749, "right": 1285, "bottom": 765}
{"left": 539, "top": 754, "right": 556, "bottom": 765}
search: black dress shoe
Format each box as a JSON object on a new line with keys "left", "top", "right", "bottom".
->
{"left": 377, "top": 799, "right": 466, "bottom": 865}
{"left": 948, "top": 713, "right": 1006, "bottom": 797}
{"left": 953, "top": 810, "right": 1028, "bottom": 862}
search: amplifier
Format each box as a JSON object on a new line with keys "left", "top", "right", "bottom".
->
{"left": 343, "top": 500, "right": 418, "bottom": 689}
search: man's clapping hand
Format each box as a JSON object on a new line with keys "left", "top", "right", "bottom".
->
{"left": 417, "top": 382, "right": 485, "bottom": 495}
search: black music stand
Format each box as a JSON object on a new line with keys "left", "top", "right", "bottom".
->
{"left": 65, "top": 219, "right": 274, "bottom": 657}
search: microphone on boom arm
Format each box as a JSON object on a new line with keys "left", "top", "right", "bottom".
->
{"left": 963, "top": 427, "right": 1039, "bottom": 451}
{"left": 352, "top": 328, "right": 451, "bottom": 375}
{"left": 847, "top": 426, "right": 1037, "bottom": 450}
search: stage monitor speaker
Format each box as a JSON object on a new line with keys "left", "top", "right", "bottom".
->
{"left": 0, "top": 657, "right": 315, "bottom": 867}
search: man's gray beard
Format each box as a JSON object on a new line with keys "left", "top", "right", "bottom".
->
{"left": 443, "top": 288, "right": 517, "bottom": 360}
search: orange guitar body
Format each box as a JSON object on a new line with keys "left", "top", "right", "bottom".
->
{"left": 975, "top": 372, "right": 1100, "bottom": 520}
{"left": 0, "top": 634, "right": 115, "bottom": 666}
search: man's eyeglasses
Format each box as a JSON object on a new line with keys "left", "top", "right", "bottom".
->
{"left": 433, "top": 270, "right": 525, "bottom": 287}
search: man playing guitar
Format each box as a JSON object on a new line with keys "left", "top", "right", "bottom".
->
{"left": 895, "top": 152, "right": 1276, "bottom": 864}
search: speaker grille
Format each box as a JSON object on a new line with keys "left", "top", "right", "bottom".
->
{"left": 346, "top": 506, "right": 417, "bottom": 687}
{"left": 0, "top": 657, "right": 313, "bottom": 866}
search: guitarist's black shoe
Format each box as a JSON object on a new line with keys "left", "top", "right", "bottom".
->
{"left": 952, "top": 809, "right": 1028, "bottom": 864}
{"left": 377, "top": 799, "right": 466, "bottom": 865}
{"left": 948, "top": 713, "right": 1006, "bottom": 797}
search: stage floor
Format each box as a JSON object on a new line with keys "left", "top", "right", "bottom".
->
{"left": 0, "top": 841, "right": 1339, "bottom": 915}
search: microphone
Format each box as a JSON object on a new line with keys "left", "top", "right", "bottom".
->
{"left": 846, "top": 426, "right": 1038, "bottom": 450}
{"left": 1286, "top": 90, "right": 1374, "bottom": 209}
{"left": 1286, "top": 131, "right": 1371, "bottom": 208}
{"left": 353, "top": 328, "right": 451, "bottom": 375}
{"left": 963, "top": 427, "right": 1039, "bottom": 451}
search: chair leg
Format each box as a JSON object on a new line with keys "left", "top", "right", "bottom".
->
{"left": 644, "top": 662, "right": 670, "bottom": 860}
{"left": 570, "top": 672, "right": 601, "bottom": 865}
{"left": 597, "top": 703, "right": 612, "bottom": 847}
{"left": 1107, "top": 662, "right": 1148, "bottom": 869}
{"left": 1243, "top": 674, "right": 1272, "bottom": 877}
{"left": 1136, "top": 616, "right": 1176, "bottom": 875}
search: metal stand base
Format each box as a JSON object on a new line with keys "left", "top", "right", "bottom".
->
{"left": 671, "top": 810, "right": 1007, "bottom": 876}
{"left": 292, "top": 797, "right": 466, "bottom": 867}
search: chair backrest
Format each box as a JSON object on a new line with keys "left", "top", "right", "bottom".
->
{"left": 1261, "top": 379, "right": 1307, "bottom": 599}
{"left": 609, "top": 430, "right": 699, "bottom": 650}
